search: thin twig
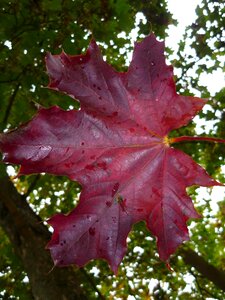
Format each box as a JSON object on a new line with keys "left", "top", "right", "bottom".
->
{"left": 2, "top": 83, "right": 20, "bottom": 127}
{"left": 190, "top": 269, "right": 220, "bottom": 299}
{"left": 189, "top": 269, "right": 205, "bottom": 300}
{"left": 22, "top": 174, "right": 41, "bottom": 200}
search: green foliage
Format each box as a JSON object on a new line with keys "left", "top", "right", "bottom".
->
{"left": 0, "top": 0, "right": 224, "bottom": 299}
{"left": 0, "top": 229, "right": 33, "bottom": 299}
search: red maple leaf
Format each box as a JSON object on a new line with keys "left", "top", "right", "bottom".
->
{"left": 0, "top": 34, "right": 224, "bottom": 274}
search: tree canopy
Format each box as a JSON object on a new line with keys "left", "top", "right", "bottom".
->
{"left": 0, "top": 0, "right": 224, "bottom": 299}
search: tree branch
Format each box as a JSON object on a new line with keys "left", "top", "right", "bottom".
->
{"left": 180, "top": 247, "right": 225, "bottom": 292}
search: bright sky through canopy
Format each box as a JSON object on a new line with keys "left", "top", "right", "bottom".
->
{"left": 166, "top": 0, "right": 224, "bottom": 96}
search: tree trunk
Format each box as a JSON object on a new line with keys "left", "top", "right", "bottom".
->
{"left": 0, "top": 164, "right": 90, "bottom": 300}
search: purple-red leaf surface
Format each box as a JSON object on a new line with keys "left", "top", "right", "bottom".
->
{"left": 0, "top": 34, "right": 223, "bottom": 273}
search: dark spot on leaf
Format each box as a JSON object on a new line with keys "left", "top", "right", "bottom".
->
{"left": 97, "top": 87, "right": 101, "bottom": 90}
{"left": 82, "top": 150, "right": 85, "bottom": 154}
{"left": 137, "top": 208, "right": 143, "bottom": 212}
{"left": 90, "top": 155, "right": 96, "bottom": 160}
{"left": 97, "top": 161, "right": 107, "bottom": 170}
{"left": 129, "top": 128, "right": 135, "bottom": 133}
{"left": 106, "top": 201, "right": 112, "bottom": 207}
{"left": 63, "top": 240, "right": 66, "bottom": 244}
{"left": 89, "top": 227, "right": 95, "bottom": 236}
{"left": 106, "top": 237, "right": 109, "bottom": 240}
{"left": 81, "top": 142, "right": 84, "bottom": 146}
{"left": 73, "top": 224, "right": 76, "bottom": 228}
{"left": 65, "top": 162, "right": 73, "bottom": 168}
{"left": 93, "top": 84, "right": 96, "bottom": 88}
{"left": 85, "top": 164, "right": 95, "bottom": 170}
{"left": 112, "top": 182, "right": 120, "bottom": 197}
{"left": 99, "top": 96, "right": 102, "bottom": 100}
{"left": 112, "top": 217, "right": 117, "bottom": 223}
{"left": 65, "top": 147, "right": 70, "bottom": 154}
{"left": 151, "top": 61, "right": 155, "bottom": 66}
{"left": 112, "top": 111, "right": 118, "bottom": 117}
